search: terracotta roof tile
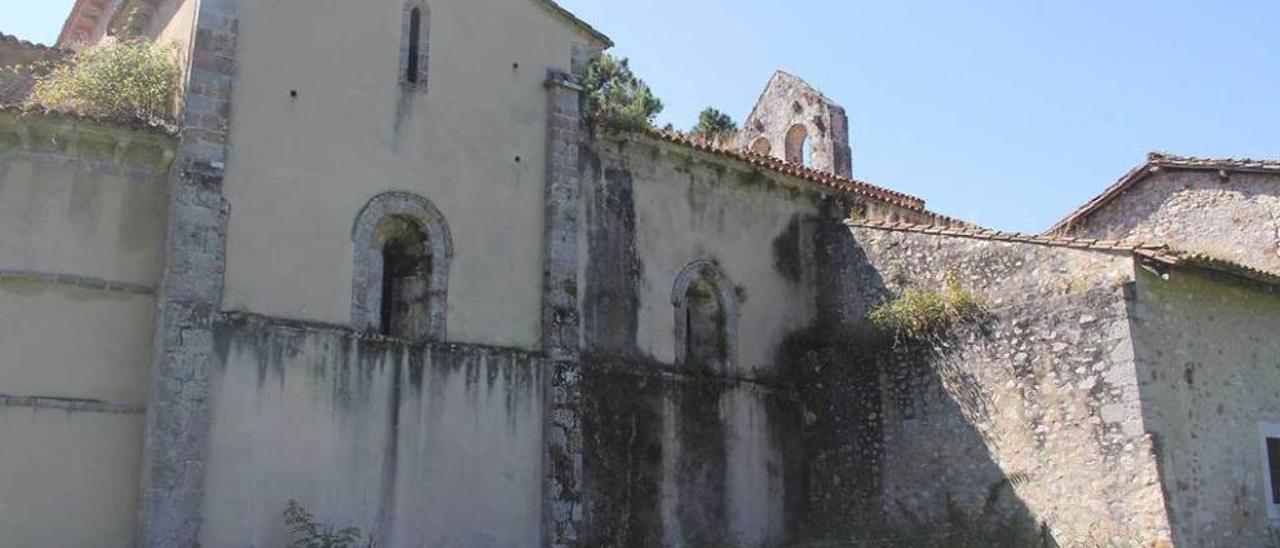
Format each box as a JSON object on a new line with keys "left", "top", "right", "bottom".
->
{"left": 1048, "top": 152, "right": 1280, "bottom": 235}
{"left": 638, "top": 128, "right": 930, "bottom": 212}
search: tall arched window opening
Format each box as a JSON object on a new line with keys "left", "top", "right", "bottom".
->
{"left": 352, "top": 192, "right": 453, "bottom": 343}
{"left": 749, "top": 137, "right": 771, "bottom": 156}
{"left": 684, "top": 278, "right": 726, "bottom": 369}
{"left": 377, "top": 216, "right": 430, "bottom": 338}
{"left": 406, "top": 8, "right": 422, "bottom": 84}
{"left": 672, "top": 261, "right": 740, "bottom": 373}
{"left": 785, "top": 124, "right": 809, "bottom": 165}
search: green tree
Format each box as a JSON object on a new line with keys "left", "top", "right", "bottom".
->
{"left": 690, "top": 107, "right": 738, "bottom": 143}
{"left": 584, "top": 54, "right": 663, "bottom": 131}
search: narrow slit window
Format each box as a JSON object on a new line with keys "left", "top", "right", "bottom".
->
{"left": 407, "top": 8, "right": 421, "bottom": 84}
{"left": 1268, "top": 437, "right": 1280, "bottom": 504}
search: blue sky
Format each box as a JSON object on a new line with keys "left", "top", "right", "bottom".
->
{"left": 6, "top": 0, "right": 1277, "bottom": 231}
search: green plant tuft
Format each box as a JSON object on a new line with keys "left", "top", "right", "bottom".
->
{"left": 584, "top": 54, "right": 663, "bottom": 132}
{"left": 869, "top": 274, "right": 985, "bottom": 339}
{"left": 284, "top": 499, "right": 367, "bottom": 548}
{"left": 27, "top": 40, "right": 178, "bottom": 125}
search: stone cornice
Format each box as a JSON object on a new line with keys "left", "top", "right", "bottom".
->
{"left": 0, "top": 108, "right": 177, "bottom": 174}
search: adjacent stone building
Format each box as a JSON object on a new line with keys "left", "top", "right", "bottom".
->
{"left": 1, "top": 1, "right": 1278, "bottom": 547}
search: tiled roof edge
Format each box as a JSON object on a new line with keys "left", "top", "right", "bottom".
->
{"left": 632, "top": 128, "right": 929, "bottom": 211}
{"left": 850, "top": 218, "right": 1280, "bottom": 288}
{"left": 848, "top": 218, "right": 1167, "bottom": 253}
{"left": 1134, "top": 249, "right": 1280, "bottom": 288}
{"left": 0, "top": 32, "right": 63, "bottom": 53}
{"left": 1047, "top": 152, "right": 1280, "bottom": 235}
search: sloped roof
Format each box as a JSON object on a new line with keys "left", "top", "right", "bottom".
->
{"left": 850, "top": 218, "right": 1280, "bottom": 288}
{"left": 640, "top": 128, "right": 929, "bottom": 211}
{"left": 1048, "top": 152, "right": 1280, "bottom": 236}
{"left": 537, "top": 0, "right": 613, "bottom": 48}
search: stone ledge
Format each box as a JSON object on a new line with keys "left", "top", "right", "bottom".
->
{"left": 0, "top": 393, "right": 145, "bottom": 415}
{"left": 0, "top": 269, "right": 155, "bottom": 295}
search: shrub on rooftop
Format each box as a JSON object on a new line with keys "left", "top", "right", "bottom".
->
{"left": 27, "top": 40, "right": 177, "bottom": 125}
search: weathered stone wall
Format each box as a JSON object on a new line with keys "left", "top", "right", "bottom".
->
{"left": 1131, "top": 267, "right": 1280, "bottom": 547}
{"left": 203, "top": 314, "right": 547, "bottom": 547}
{"left": 0, "top": 111, "right": 174, "bottom": 547}
{"left": 1070, "top": 169, "right": 1280, "bottom": 273}
{"left": 577, "top": 361, "right": 804, "bottom": 547}
{"left": 737, "top": 71, "right": 853, "bottom": 178}
{"left": 843, "top": 226, "right": 1174, "bottom": 545}
{"left": 582, "top": 134, "right": 835, "bottom": 376}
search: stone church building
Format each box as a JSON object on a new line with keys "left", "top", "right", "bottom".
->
{"left": 2, "top": 1, "right": 1280, "bottom": 547}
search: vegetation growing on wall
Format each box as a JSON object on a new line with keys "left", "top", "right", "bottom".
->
{"left": 26, "top": 40, "right": 177, "bottom": 125}
{"left": 284, "top": 499, "right": 368, "bottom": 548}
{"left": 869, "top": 275, "right": 985, "bottom": 340}
{"left": 690, "top": 107, "right": 738, "bottom": 145}
{"left": 584, "top": 54, "right": 663, "bottom": 132}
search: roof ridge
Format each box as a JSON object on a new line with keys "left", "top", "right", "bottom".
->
{"left": 1048, "top": 152, "right": 1280, "bottom": 235}
{"left": 640, "top": 127, "right": 929, "bottom": 211}
{"left": 849, "top": 218, "right": 1166, "bottom": 253}
{"left": 851, "top": 218, "right": 1280, "bottom": 288}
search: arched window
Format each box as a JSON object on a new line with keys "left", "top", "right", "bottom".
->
{"left": 785, "top": 124, "right": 809, "bottom": 165}
{"left": 672, "top": 261, "right": 740, "bottom": 373}
{"left": 401, "top": 1, "right": 430, "bottom": 89}
{"left": 749, "top": 137, "right": 771, "bottom": 156}
{"left": 352, "top": 192, "right": 453, "bottom": 342}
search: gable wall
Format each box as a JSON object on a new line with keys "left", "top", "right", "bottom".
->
{"left": 219, "top": 0, "right": 593, "bottom": 349}
{"left": 1070, "top": 170, "right": 1280, "bottom": 272}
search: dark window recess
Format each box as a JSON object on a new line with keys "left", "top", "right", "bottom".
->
{"left": 684, "top": 278, "right": 726, "bottom": 368}
{"left": 407, "top": 8, "right": 421, "bottom": 83}
{"left": 1268, "top": 437, "right": 1280, "bottom": 504}
{"left": 379, "top": 220, "right": 430, "bottom": 340}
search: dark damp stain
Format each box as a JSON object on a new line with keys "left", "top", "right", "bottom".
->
{"left": 213, "top": 321, "right": 232, "bottom": 374}
{"left": 486, "top": 352, "right": 501, "bottom": 392}
{"left": 583, "top": 162, "right": 644, "bottom": 359}
{"left": 772, "top": 214, "right": 803, "bottom": 284}
{"left": 407, "top": 345, "right": 426, "bottom": 390}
